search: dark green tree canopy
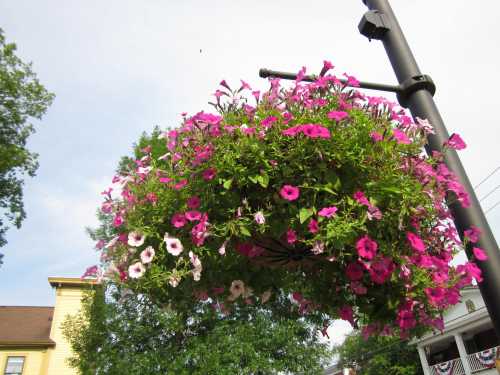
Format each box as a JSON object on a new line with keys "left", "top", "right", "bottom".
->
{"left": 63, "top": 283, "right": 333, "bottom": 375}
{"left": 0, "top": 28, "right": 54, "bottom": 252}
{"left": 334, "top": 331, "right": 423, "bottom": 375}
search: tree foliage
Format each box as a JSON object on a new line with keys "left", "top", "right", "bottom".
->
{"left": 334, "top": 331, "right": 423, "bottom": 375}
{"left": 63, "top": 283, "right": 333, "bottom": 375}
{"left": 0, "top": 28, "right": 54, "bottom": 252}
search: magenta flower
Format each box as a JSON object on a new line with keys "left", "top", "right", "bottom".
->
{"left": 339, "top": 305, "right": 354, "bottom": 324}
{"left": 301, "top": 124, "right": 331, "bottom": 139}
{"left": 396, "top": 309, "right": 416, "bottom": 330}
{"left": 308, "top": 218, "right": 319, "bottom": 234}
{"left": 346, "top": 262, "right": 364, "bottom": 281}
{"left": 202, "top": 168, "right": 216, "bottom": 181}
{"left": 318, "top": 206, "right": 338, "bottom": 218}
{"left": 282, "top": 126, "right": 302, "bottom": 137}
{"left": 353, "top": 191, "right": 370, "bottom": 206}
{"left": 356, "top": 235, "right": 378, "bottom": 260}
{"left": 261, "top": 116, "right": 278, "bottom": 128}
{"left": 392, "top": 129, "right": 411, "bottom": 144}
{"left": 280, "top": 185, "right": 300, "bottom": 201}
{"left": 370, "top": 131, "right": 383, "bottom": 142}
{"left": 406, "top": 232, "right": 426, "bottom": 253}
{"left": 185, "top": 210, "right": 202, "bottom": 222}
{"left": 113, "top": 214, "right": 124, "bottom": 227}
{"left": 327, "top": 111, "right": 348, "bottom": 121}
{"left": 445, "top": 133, "right": 466, "bottom": 150}
{"left": 464, "top": 226, "right": 481, "bottom": 243}
{"left": 239, "top": 79, "right": 251, "bottom": 91}
{"left": 187, "top": 196, "right": 201, "bottom": 209}
{"left": 171, "top": 213, "right": 187, "bottom": 228}
{"left": 319, "top": 60, "right": 334, "bottom": 76}
{"left": 473, "top": 247, "right": 488, "bottom": 261}
{"left": 368, "top": 257, "right": 395, "bottom": 284}
{"left": 425, "top": 287, "right": 446, "bottom": 306}
{"left": 173, "top": 179, "right": 188, "bottom": 190}
{"left": 286, "top": 228, "right": 297, "bottom": 244}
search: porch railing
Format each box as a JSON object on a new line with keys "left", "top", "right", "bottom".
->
{"left": 429, "top": 345, "right": 499, "bottom": 375}
{"left": 467, "top": 345, "right": 499, "bottom": 373}
{"left": 430, "top": 358, "right": 465, "bottom": 375}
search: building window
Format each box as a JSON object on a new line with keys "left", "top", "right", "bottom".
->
{"left": 465, "top": 299, "right": 476, "bottom": 313}
{"left": 4, "top": 357, "right": 25, "bottom": 375}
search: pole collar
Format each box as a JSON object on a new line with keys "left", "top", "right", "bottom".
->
{"left": 397, "top": 74, "right": 436, "bottom": 108}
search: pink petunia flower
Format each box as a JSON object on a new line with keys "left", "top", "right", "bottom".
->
{"left": 464, "top": 226, "right": 481, "bottom": 243}
{"left": 280, "top": 185, "right": 300, "bottom": 201}
{"left": 171, "top": 213, "right": 187, "bottom": 228}
{"left": 327, "top": 111, "right": 349, "bottom": 121}
{"left": 356, "top": 235, "right": 378, "bottom": 260}
{"left": 286, "top": 229, "right": 297, "bottom": 244}
{"left": 346, "top": 262, "right": 364, "bottom": 281}
{"left": 445, "top": 133, "right": 466, "bottom": 150}
{"left": 282, "top": 126, "right": 302, "bottom": 137}
{"left": 185, "top": 210, "right": 202, "bottom": 222}
{"left": 339, "top": 305, "right": 354, "bottom": 325}
{"left": 406, "top": 232, "right": 426, "bottom": 253}
{"left": 318, "top": 206, "right": 338, "bottom": 218}
{"left": 173, "top": 179, "right": 188, "bottom": 190}
{"left": 308, "top": 218, "right": 319, "bottom": 234}
{"left": 353, "top": 191, "right": 370, "bottom": 206}
{"left": 370, "top": 131, "right": 383, "bottom": 142}
{"left": 473, "top": 247, "right": 488, "bottom": 261}
{"left": 202, "top": 168, "right": 216, "bottom": 181}
{"left": 392, "top": 129, "right": 411, "bottom": 144}
{"left": 187, "top": 196, "right": 201, "bottom": 209}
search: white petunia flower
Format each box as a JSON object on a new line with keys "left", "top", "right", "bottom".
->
{"left": 165, "top": 234, "right": 183, "bottom": 256}
{"left": 254, "top": 211, "right": 265, "bottom": 225}
{"left": 128, "top": 231, "right": 145, "bottom": 247}
{"left": 140, "top": 246, "right": 155, "bottom": 264}
{"left": 169, "top": 275, "right": 181, "bottom": 287}
{"left": 128, "top": 262, "right": 146, "bottom": 279}
{"left": 228, "top": 280, "right": 245, "bottom": 301}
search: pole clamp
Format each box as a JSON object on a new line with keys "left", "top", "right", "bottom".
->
{"left": 358, "top": 10, "right": 390, "bottom": 40}
{"left": 397, "top": 75, "right": 436, "bottom": 108}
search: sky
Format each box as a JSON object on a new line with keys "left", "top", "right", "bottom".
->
{"left": 1, "top": 0, "right": 500, "bottom": 346}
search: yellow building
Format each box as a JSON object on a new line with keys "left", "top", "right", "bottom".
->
{"left": 0, "top": 277, "right": 96, "bottom": 375}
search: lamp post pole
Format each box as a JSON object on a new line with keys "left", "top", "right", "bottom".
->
{"left": 360, "top": 0, "right": 500, "bottom": 337}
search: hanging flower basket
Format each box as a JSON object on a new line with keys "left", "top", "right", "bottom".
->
{"left": 88, "top": 62, "right": 486, "bottom": 337}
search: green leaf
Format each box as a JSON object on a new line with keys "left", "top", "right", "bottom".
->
{"left": 299, "top": 208, "right": 314, "bottom": 224}
{"left": 257, "top": 173, "right": 269, "bottom": 188}
{"left": 239, "top": 226, "right": 252, "bottom": 237}
{"left": 223, "top": 179, "right": 233, "bottom": 190}
{"left": 248, "top": 175, "right": 258, "bottom": 184}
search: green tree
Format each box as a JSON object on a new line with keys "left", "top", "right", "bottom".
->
{"left": 0, "top": 28, "right": 54, "bottom": 255}
{"left": 334, "top": 331, "right": 423, "bottom": 375}
{"left": 63, "top": 283, "right": 333, "bottom": 375}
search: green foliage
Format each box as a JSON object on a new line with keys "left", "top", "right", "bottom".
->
{"left": 0, "top": 28, "right": 54, "bottom": 250}
{"left": 63, "top": 282, "right": 332, "bottom": 375}
{"left": 334, "top": 331, "right": 423, "bottom": 375}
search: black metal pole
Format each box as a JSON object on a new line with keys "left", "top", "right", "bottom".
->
{"left": 259, "top": 68, "right": 401, "bottom": 93}
{"left": 361, "top": 0, "right": 500, "bottom": 338}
